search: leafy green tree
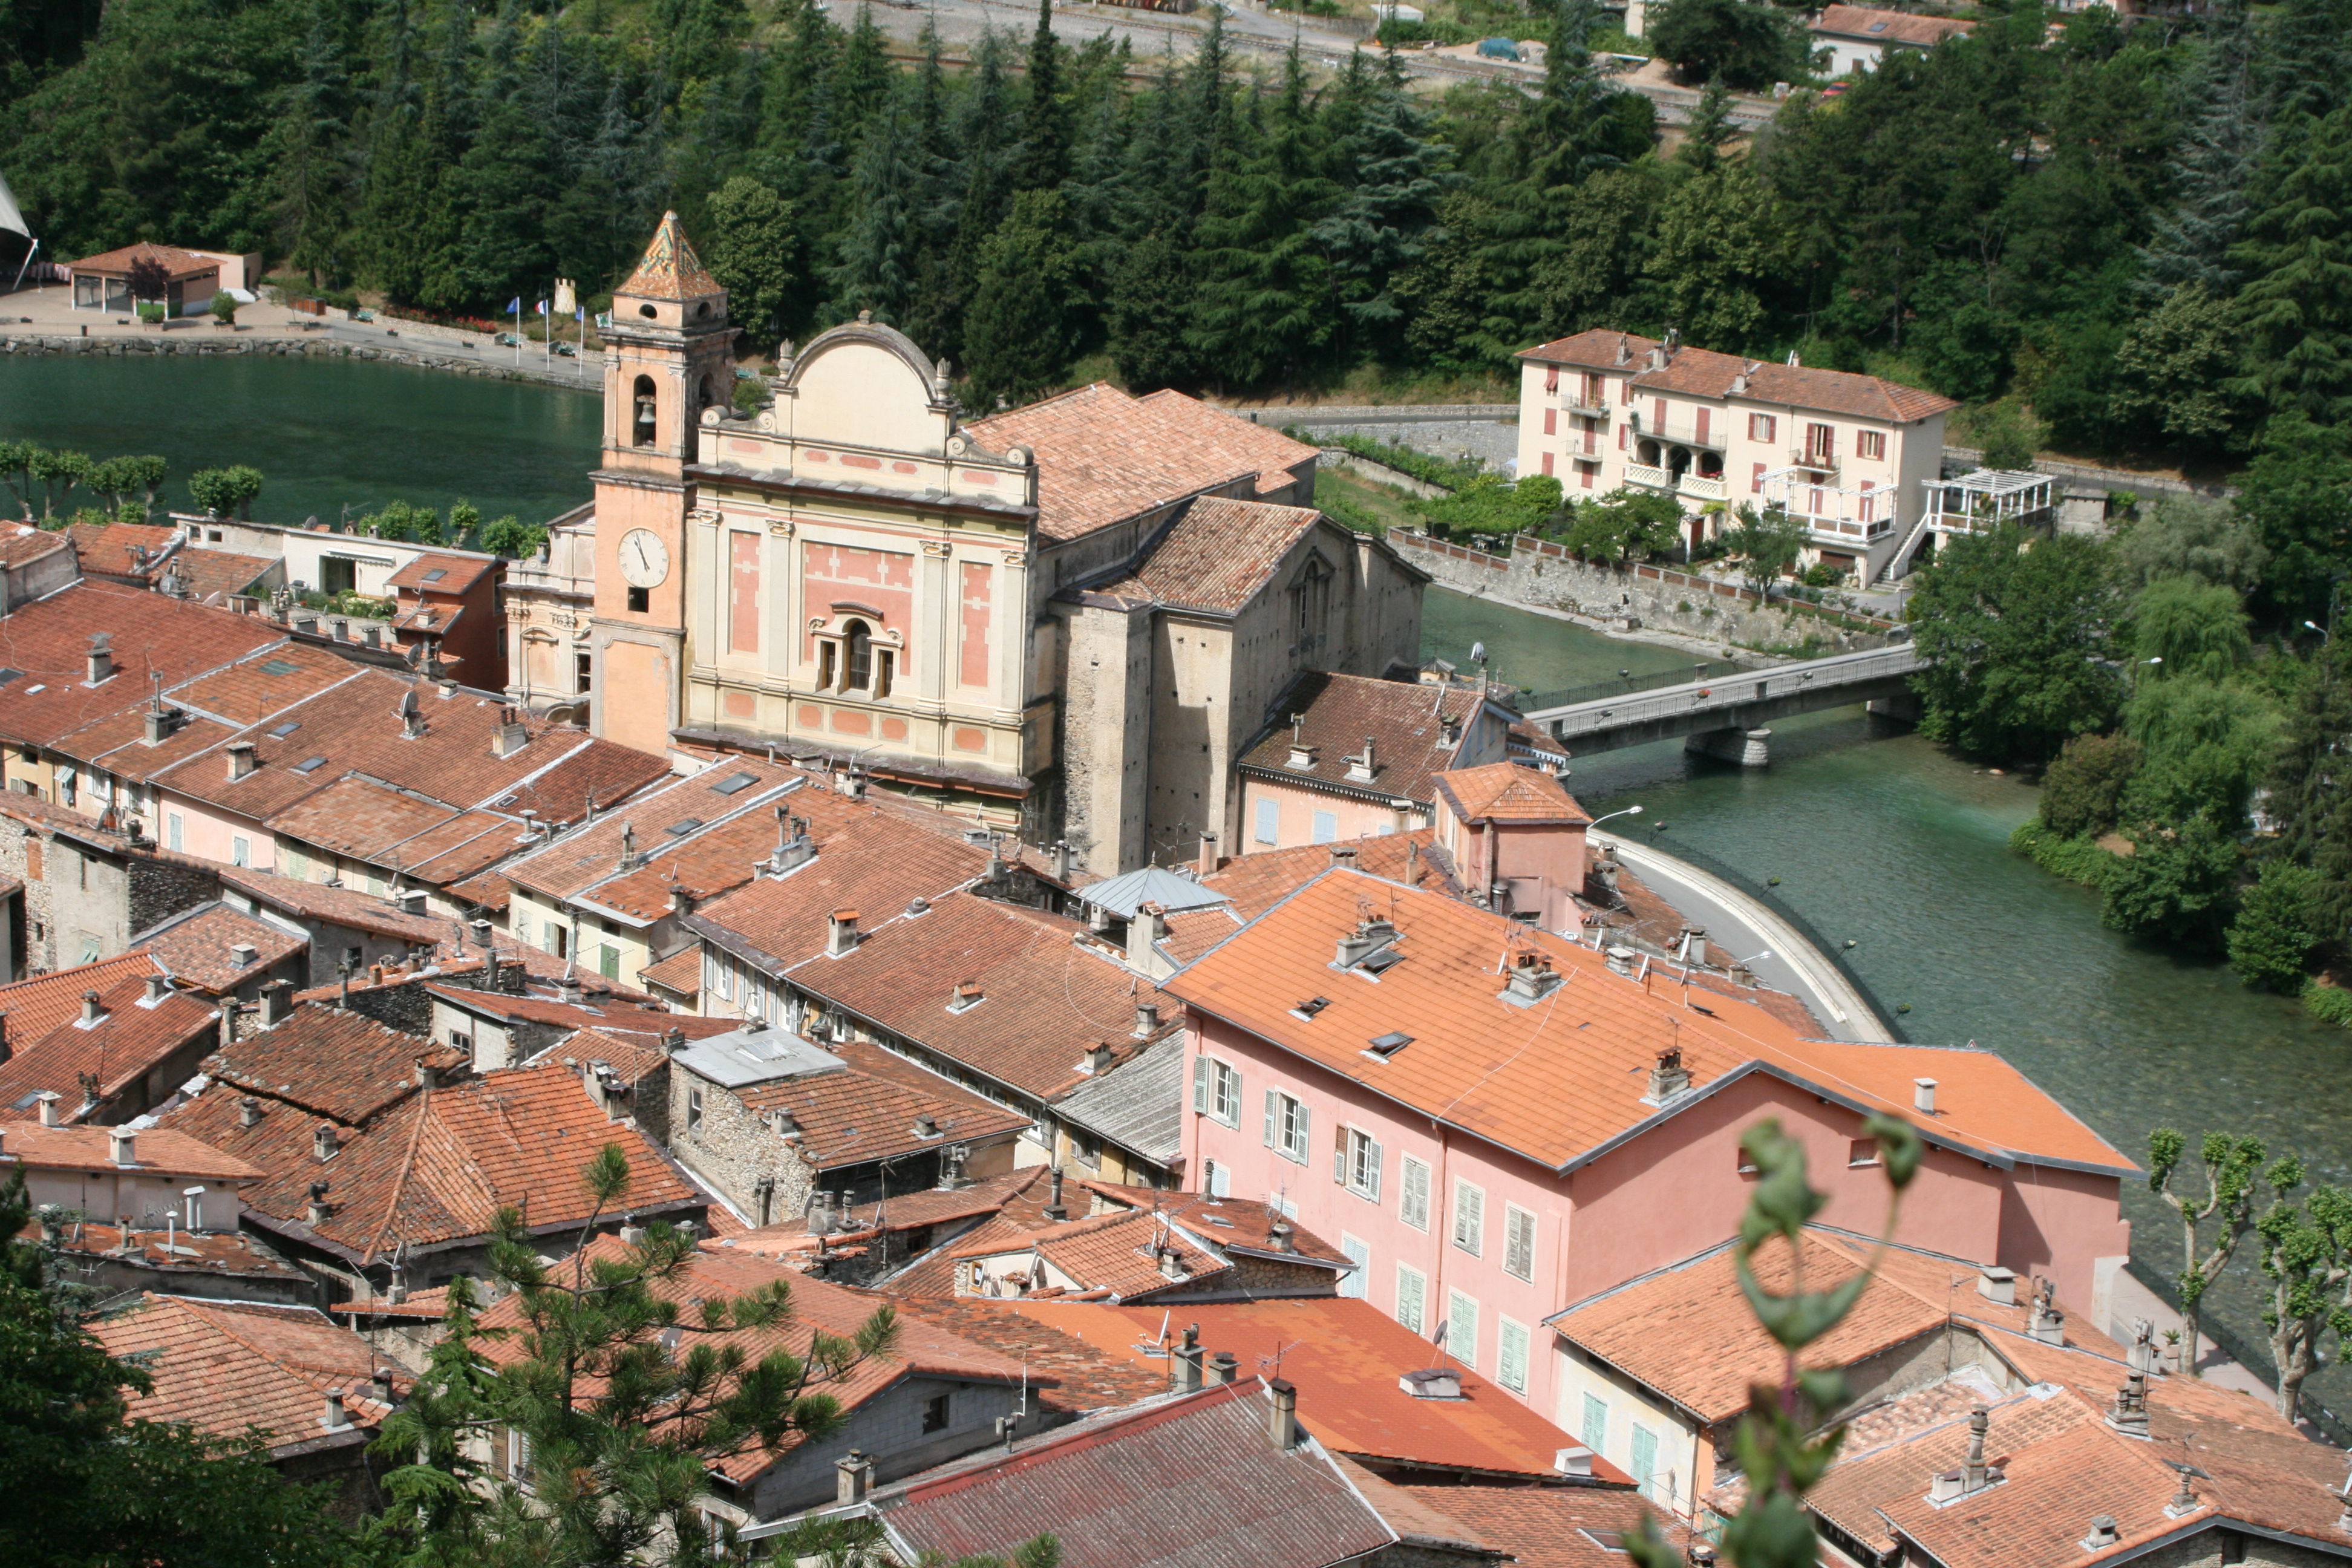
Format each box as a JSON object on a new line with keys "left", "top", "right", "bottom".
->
{"left": 2148, "top": 1128, "right": 2268, "bottom": 1376}
{"left": 1647, "top": 0, "right": 1814, "bottom": 92}
{"left": 2110, "top": 494, "right": 2267, "bottom": 593}
{"left": 963, "top": 190, "right": 1086, "bottom": 410}
{"left": 0, "top": 1171, "right": 368, "bottom": 1568}
{"left": 2230, "top": 415, "right": 2352, "bottom": 622}
{"left": 189, "top": 465, "right": 264, "bottom": 522}
{"left": 2229, "top": 861, "right": 2323, "bottom": 992}
{"left": 447, "top": 500, "right": 482, "bottom": 547}
{"left": 2102, "top": 815, "right": 2241, "bottom": 948}
{"left": 2253, "top": 1154, "right": 2352, "bottom": 1423}
{"left": 1313, "top": 50, "right": 1455, "bottom": 362}
{"left": 366, "top": 499, "right": 442, "bottom": 544}
{"left": 2270, "top": 636, "right": 2352, "bottom": 938}
{"left": 367, "top": 1278, "right": 504, "bottom": 1566}
{"left": 2229, "top": 103, "right": 2352, "bottom": 425}
{"left": 0, "top": 442, "right": 34, "bottom": 519}
{"left": 87, "top": 455, "right": 154, "bottom": 518}
{"left": 1906, "top": 526, "right": 2116, "bottom": 760}
{"left": 2120, "top": 675, "right": 2278, "bottom": 829}
{"left": 480, "top": 515, "right": 549, "bottom": 559}
{"left": 1564, "top": 487, "right": 1687, "bottom": 564}
{"left": 1723, "top": 500, "right": 1808, "bottom": 594}
{"left": 28, "top": 446, "right": 90, "bottom": 523}
{"left": 1974, "top": 408, "right": 2040, "bottom": 471}
{"left": 2038, "top": 730, "right": 2141, "bottom": 839}
{"left": 705, "top": 176, "right": 801, "bottom": 355}
{"left": 2110, "top": 283, "right": 2246, "bottom": 451}
{"left": 1647, "top": 157, "right": 1775, "bottom": 347}
{"left": 2129, "top": 575, "right": 2249, "bottom": 680}
{"left": 1678, "top": 79, "right": 1736, "bottom": 173}
{"left": 1414, "top": 473, "right": 1564, "bottom": 540}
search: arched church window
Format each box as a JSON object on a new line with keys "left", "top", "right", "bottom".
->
{"left": 844, "top": 621, "right": 874, "bottom": 691}
{"left": 632, "top": 376, "right": 658, "bottom": 448}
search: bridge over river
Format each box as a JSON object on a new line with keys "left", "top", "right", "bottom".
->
{"left": 1524, "top": 643, "right": 1924, "bottom": 764}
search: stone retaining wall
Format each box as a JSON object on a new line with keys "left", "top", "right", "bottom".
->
{"left": 1394, "top": 529, "right": 1901, "bottom": 653}
{"left": 0, "top": 332, "right": 599, "bottom": 393}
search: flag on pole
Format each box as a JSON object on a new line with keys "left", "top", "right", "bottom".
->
{"left": 505, "top": 296, "right": 521, "bottom": 315}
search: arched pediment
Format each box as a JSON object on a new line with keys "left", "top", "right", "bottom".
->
{"left": 776, "top": 319, "right": 957, "bottom": 454}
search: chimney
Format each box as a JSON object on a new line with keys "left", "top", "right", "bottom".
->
{"left": 662, "top": 1026, "right": 687, "bottom": 1055}
{"left": 1133, "top": 1002, "right": 1160, "bottom": 1039}
{"left": 322, "top": 1389, "right": 350, "bottom": 1431}
{"left": 238, "top": 1096, "right": 262, "bottom": 1128}
{"left": 1977, "top": 1264, "right": 2017, "bottom": 1306}
{"left": 80, "top": 988, "right": 103, "bottom": 1027}
{"left": 834, "top": 1451, "right": 876, "bottom": 1507}
{"left": 143, "top": 703, "right": 175, "bottom": 743}
{"left": 230, "top": 942, "right": 258, "bottom": 969}
{"left": 827, "top": 909, "right": 860, "bottom": 958}
{"left": 1286, "top": 718, "right": 1315, "bottom": 771}
{"left": 1268, "top": 1378, "right": 1301, "bottom": 1451}
{"left": 1044, "top": 1166, "right": 1067, "bottom": 1222}
{"left": 223, "top": 740, "right": 260, "bottom": 782}
{"left": 1207, "top": 1351, "right": 1240, "bottom": 1386}
{"left": 415, "top": 1059, "right": 437, "bottom": 1090}
{"left": 34, "top": 1091, "right": 59, "bottom": 1127}
{"left": 2028, "top": 1277, "right": 2065, "bottom": 1344}
{"left": 87, "top": 633, "right": 114, "bottom": 684}
{"left": 371, "top": 1368, "right": 394, "bottom": 1405}
{"left": 1555, "top": 1445, "right": 1596, "bottom": 1477}
{"left": 1604, "top": 944, "right": 1636, "bottom": 977}
{"left": 556, "top": 970, "right": 583, "bottom": 1005}
{"left": 490, "top": 707, "right": 530, "bottom": 759}
{"left": 1158, "top": 1246, "right": 1186, "bottom": 1281}
{"left": 619, "top": 1214, "right": 647, "bottom": 1246}
{"left": 1401, "top": 1367, "right": 1463, "bottom": 1399}
{"left": 1503, "top": 950, "right": 1563, "bottom": 1004}
{"left": 1126, "top": 904, "right": 1166, "bottom": 967}
{"left": 109, "top": 1127, "right": 137, "bottom": 1166}
{"left": 769, "top": 811, "right": 814, "bottom": 875}
{"left": 769, "top": 1107, "right": 800, "bottom": 1138}
{"left": 332, "top": 617, "right": 348, "bottom": 642}
{"left": 364, "top": 626, "right": 384, "bottom": 650}
{"left": 911, "top": 1113, "right": 939, "bottom": 1140}
{"left": 2082, "top": 1518, "right": 2120, "bottom": 1552}
{"left": 1197, "top": 833, "right": 1218, "bottom": 875}
{"left": 1082, "top": 1041, "right": 1114, "bottom": 1075}
{"left": 259, "top": 980, "right": 292, "bottom": 1026}
{"left": 397, "top": 888, "right": 428, "bottom": 916}
{"left": 1963, "top": 1406, "right": 1990, "bottom": 1490}
{"left": 314, "top": 1122, "right": 339, "bottom": 1160}
{"left": 307, "top": 1180, "right": 332, "bottom": 1225}
{"left": 1647, "top": 1047, "right": 1691, "bottom": 1103}
{"left": 1334, "top": 915, "right": 1396, "bottom": 969}
{"left": 1330, "top": 843, "right": 1359, "bottom": 872}
{"left": 0, "top": 1010, "right": 12, "bottom": 1065}
{"left": 1439, "top": 712, "right": 1462, "bottom": 749}
{"left": 1050, "top": 840, "right": 1072, "bottom": 881}
{"left": 144, "top": 973, "right": 171, "bottom": 1004}
{"left": 618, "top": 823, "right": 639, "bottom": 872}
{"left": 1347, "top": 736, "right": 1377, "bottom": 783}
{"left": 1677, "top": 926, "right": 1708, "bottom": 967}
{"left": 1171, "top": 1324, "right": 1203, "bottom": 1392}
{"left": 1914, "top": 1077, "right": 1938, "bottom": 1115}
{"left": 2106, "top": 1370, "right": 2150, "bottom": 1437}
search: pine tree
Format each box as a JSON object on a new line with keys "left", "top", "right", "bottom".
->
{"left": 1647, "top": 157, "right": 1775, "bottom": 348}
{"left": 272, "top": 0, "right": 355, "bottom": 284}
{"left": 828, "top": 75, "right": 927, "bottom": 327}
{"left": 2136, "top": 1, "right": 2259, "bottom": 295}
{"left": 1312, "top": 48, "right": 1455, "bottom": 362}
{"left": 1678, "top": 79, "right": 1734, "bottom": 174}
{"left": 964, "top": 190, "right": 1087, "bottom": 408}
{"left": 2228, "top": 102, "right": 2352, "bottom": 425}
{"left": 1016, "top": 0, "right": 1068, "bottom": 192}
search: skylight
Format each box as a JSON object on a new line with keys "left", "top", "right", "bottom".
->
{"left": 422, "top": 568, "right": 447, "bottom": 583}
{"left": 708, "top": 771, "right": 760, "bottom": 795}
{"left": 1867, "top": 19, "right": 1888, "bottom": 29}
{"left": 1296, "top": 996, "right": 1330, "bottom": 1018}
{"left": 294, "top": 756, "right": 330, "bottom": 773}
{"left": 0, "top": 668, "right": 23, "bottom": 687}
{"left": 269, "top": 721, "right": 301, "bottom": 739}
{"left": 1359, "top": 947, "right": 1406, "bottom": 976}
{"left": 259, "top": 658, "right": 299, "bottom": 676}
{"left": 1367, "top": 1031, "right": 1414, "bottom": 1057}
{"left": 665, "top": 817, "right": 704, "bottom": 837}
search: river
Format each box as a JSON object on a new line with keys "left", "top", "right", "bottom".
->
{"left": 1428, "top": 584, "right": 2345, "bottom": 1414}
{"left": 0, "top": 354, "right": 599, "bottom": 526}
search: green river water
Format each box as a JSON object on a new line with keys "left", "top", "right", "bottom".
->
{"left": 6, "top": 356, "right": 2335, "bottom": 1408}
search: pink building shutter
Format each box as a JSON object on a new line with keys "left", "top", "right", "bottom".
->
{"left": 1581, "top": 463, "right": 1595, "bottom": 490}
{"left": 1860, "top": 480, "right": 1876, "bottom": 524}
{"left": 1546, "top": 366, "right": 1560, "bottom": 392}
{"left": 1618, "top": 423, "right": 1627, "bottom": 451}
{"left": 1653, "top": 397, "right": 1667, "bottom": 429}
{"left": 1751, "top": 463, "right": 1766, "bottom": 493}
{"left": 1544, "top": 408, "right": 1557, "bottom": 436}
{"left": 1541, "top": 451, "right": 1555, "bottom": 477}
{"left": 1694, "top": 408, "right": 1710, "bottom": 446}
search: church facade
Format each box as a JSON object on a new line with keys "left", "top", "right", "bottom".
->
{"left": 521, "top": 214, "right": 1429, "bottom": 875}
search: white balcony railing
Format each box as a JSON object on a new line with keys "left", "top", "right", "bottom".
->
{"left": 1680, "top": 474, "right": 1726, "bottom": 501}
{"left": 1625, "top": 463, "right": 1672, "bottom": 491}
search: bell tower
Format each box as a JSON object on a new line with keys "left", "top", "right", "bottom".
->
{"left": 589, "top": 211, "right": 736, "bottom": 756}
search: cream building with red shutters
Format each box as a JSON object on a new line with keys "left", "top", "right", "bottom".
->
{"left": 531, "top": 214, "right": 1429, "bottom": 875}
{"left": 1515, "top": 330, "right": 1958, "bottom": 584}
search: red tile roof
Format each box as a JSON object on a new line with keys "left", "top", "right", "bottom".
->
{"left": 1434, "top": 762, "right": 1590, "bottom": 825}
{"left": 1519, "top": 330, "right": 1959, "bottom": 424}
{"left": 166, "top": 547, "right": 275, "bottom": 604}
{"left": 92, "top": 1295, "right": 403, "bottom": 1453}
{"left": 1074, "top": 1178, "right": 1354, "bottom": 1268}
{"left": 500, "top": 757, "right": 804, "bottom": 903}
{"left": 869, "top": 1379, "right": 1397, "bottom": 1568}
{"left": 387, "top": 552, "right": 494, "bottom": 597}
{"left": 1814, "top": 4, "right": 1973, "bottom": 45}
{"left": 0, "top": 1121, "right": 263, "bottom": 1181}
{"left": 1237, "top": 672, "right": 1493, "bottom": 808}
{"left": 67, "top": 241, "right": 223, "bottom": 278}
{"left": 65, "top": 521, "right": 181, "bottom": 580}
{"left": 27, "top": 1217, "right": 303, "bottom": 1281}
{"left": 1166, "top": 871, "right": 2133, "bottom": 1175}
{"left": 132, "top": 903, "right": 308, "bottom": 994}
{"left": 0, "top": 524, "right": 71, "bottom": 570}
{"left": 203, "top": 1004, "right": 468, "bottom": 1126}
{"left": 0, "top": 975, "right": 219, "bottom": 1123}
{"left": 1081, "top": 497, "right": 1324, "bottom": 616}
{"left": 1002, "top": 1296, "right": 1621, "bottom": 1481}
{"left": 889, "top": 1294, "right": 1172, "bottom": 1413}
{"left": 964, "top": 384, "right": 1318, "bottom": 541}
{"left": 217, "top": 864, "right": 458, "bottom": 944}
{"left": 1391, "top": 1481, "right": 1678, "bottom": 1568}
{"left": 0, "top": 581, "right": 283, "bottom": 748}
{"left": 729, "top": 1036, "right": 1031, "bottom": 1172}
{"left": 0, "top": 952, "right": 165, "bottom": 1044}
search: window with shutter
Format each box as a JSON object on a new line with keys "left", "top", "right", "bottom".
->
{"left": 1504, "top": 1205, "right": 1536, "bottom": 1281}
{"left": 1858, "top": 429, "right": 1885, "bottom": 460}
{"left": 1334, "top": 1124, "right": 1349, "bottom": 1183}
{"left": 1452, "top": 1180, "right": 1483, "bottom": 1255}
{"left": 1446, "top": 1290, "right": 1480, "bottom": 1370}
{"left": 1652, "top": 397, "right": 1667, "bottom": 429}
{"left": 1751, "top": 463, "right": 1766, "bottom": 494}
{"left": 1543, "top": 408, "right": 1557, "bottom": 436}
{"left": 1263, "top": 1089, "right": 1277, "bottom": 1147}
{"left": 1397, "top": 1265, "right": 1426, "bottom": 1333}
{"left": 1618, "top": 423, "right": 1627, "bottom": 451}
{"left": 1546, "top": 365, "right": 1560, "bottom": 392}
{"left": 1694, "top": 408, "right": 1710, "bottom": 446}
{"left": 1498, "top": 1318, "right": 1530, "bottom": 1393}
{"left": 1582, "top": 1393, "right": 1609, "bottom": 1451}
{"left": 1339, "top": 1233, "right": 1370, "bottom": 1299}
{"left": 1542, "top": 451, "right": 1555, "bottom": 477}
{"left": 1254, "top": 797, "right": 1279, "bottom": 844}
{"left": 1192, "top": 1056, "right": 1210, "bottom": 1113}
{"left": 1400, "top": 1157, "right": 1431, "bottom": 1230}
{"left": 1631, "top": 1425, "right": 1659, "bottom": 1497}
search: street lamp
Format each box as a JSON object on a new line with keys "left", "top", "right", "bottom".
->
{"left": 2307, "top": 620, "right": 2330, "bottom": 643}
{"left": 1728, "top": 947, "right": 1774, "bottom": 969}
{"left": 1589, "top": 805, "right": 1644, "bottom": 831}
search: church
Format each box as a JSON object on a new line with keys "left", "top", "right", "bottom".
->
{"left": 506, "top": 213, "right": 1429, "bottom": 875}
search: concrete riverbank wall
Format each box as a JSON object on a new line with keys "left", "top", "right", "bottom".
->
{"left": 0, "top": 331, "right": 600, "bottom": 393}
{"left": 1393, "top": 529, "right": 1903, "bottom": 654}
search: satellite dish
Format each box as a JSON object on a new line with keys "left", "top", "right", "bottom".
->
{"left": 1470, "top": 641, "right": 1486, "bottom": 664}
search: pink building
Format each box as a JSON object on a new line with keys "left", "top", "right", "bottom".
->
{"left": 1166, "top": 869, "right": 2134, "bottom": 1434}
{"left": 1431, "top": 761, "right": 1590, "bottom": 931}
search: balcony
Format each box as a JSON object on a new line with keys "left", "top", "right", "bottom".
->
{"left": 1786, "top": 446, "right": 1840, "bottom": 475}
{"left": 1625, "top": 463, "right": 1672, "bottom": 491}
{"left": 1679, "top": 473, "right": 1726, "bottom": 501}
{"left": 1562, "top": 396, "right": 1611, "bottom": 420}
{"left": 1632, "top": 416, "right": 1724, "bottom": 451}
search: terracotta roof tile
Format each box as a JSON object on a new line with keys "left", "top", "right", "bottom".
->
{"left": 0, "top": 581, "right": 283, "bottom": 748}
{"left": 1518, "top": 331, "right": 1959, "bottom": 423}
{"left": 0, "top": 525, "right": 71, "bottom": 570}
{"left": 1073, "top": 1178, "right": 1354, "bottom": 1268}
{"left": 1391, "top": 1481, "right": 1678, "bottom": 1568}
{"left": 28, "top": 1217, "right": 302, "bottom": 1280}
{"left": 265, "top": 776, "right": 462, "bottom": 863}
{"left": 1166, "top": 871, "right": 2132, "bottom": 1174}
{"left": 727, "top": 1169, "right": 1052, "bottom": 1257}
{"left": 0, "top": 952, "right": 165, "bottom": 1043}
{"left": 1814, "top": 4, "right": 1973, "bottom": 45}
{"left": 1000, "top": 1296, "right": 1625, "bottom": 1481}
{"left": 387, "top": 552, "right": 494, "bottom": 596}
{"left": 1025, "top": 1208, "right": 1229, "bottom": 1299}
{"left": 65, "top": 241, "right": 223, "bottom": 278}
{"left": 132, "top": 903, "right": 308, "bottom": 994}
{"left": 166, "top": 548, "right": 275, "bottom": 604}
{"left": 964, "top": 384, "right": 1317, "bottom": 541}
{"left": 92, "top": 1295, "right": 405, "bottom": 1454}
{"left": 501, "top": 757, "right": 804, "bottom": 903}
{"left": 1237, "top": 672, "right": 1491, "bottom": 808}
{"left": 1199, "top": 828, "right": 1450, "bottom": 925}
{"left": 1081, "top": 497, "right": 1323, "bottom": 616}
{"left": 0, "top": 1121, "right": 263, "bottom": 1180}
{"left": 890, "top": 1295, "right": 1171, "bottom": 1413}
{"left": 730, "top": 1036, "right": 1030, "bottom": 1172}
{"left": 203, "top": 1004, "right": 468, "bottom": 1126}
{"left": 638, "top": 944, "right": 703, "bottom": 998}
{"left": 0, "top": 975, "right": 219, "bottom": 1123}
{"left": 65, "top": 521, "right": 181, "bottom": 580}
{"left": 217, "top": 864, "right": 456, "bottom": 944}
{"left": 617, "top": 211, "right": 722, "bottom": 302}
{"left": 1434, "top": 762, "right": 1591, "bottom": 824}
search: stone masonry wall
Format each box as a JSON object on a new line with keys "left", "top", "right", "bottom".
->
{"left": 669, "top": 1066, "right": 818, "bottom": 1227}
{"left": 0, "top": 332, "right": 599, "bottom": 393}
{"left": 1391, "top": 531, "right": 1900, "bottom": 657}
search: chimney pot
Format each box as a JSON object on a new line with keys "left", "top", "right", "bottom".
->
{"left": 109, "top": 1127, "right": 137, "bottom": 1166}
{"left": 1269, "top": 1378, "right": 1300, "bottom": 1450}
{"left": 1171, "top": 1330, "right": 1204, "bottom": 1393}
{"left": 80, "top": 988, "right": 103, "bottom": 1026}
{"left": 1977, "top": 1264, "right": 2017, "bottom": 1305}
{"left": 415, "top": 1060, "right": 437, "bottom": 1090}
{"left": 828, "top": 909, "right": 861, "bottom": 957}
{"left": 238, "top": 1096, "right": 262, "bottom": 1128}
{"left": 834, "top": 1450, "right": 875, "bottom": 1506}
{"left": 87, "top": 633, "right": 114, "bottom": 684}
{"left": 322, "top": 1389, "right": 349, "bottom": 1431}
{"left": 1647, "top": 1046, "right": 1691, "bottom": 1103}
{"left": 1197, "top": 832, "right": 1218, "bottom": 875}
{"left": 1914, "top": 1077, "right": 1938, "bottom": 1114}
{"left": 34, "top": 1091, "right": 60, "bottom": 1127}
{"left": 259, "top": 980, "right": 292, "bottom": 1027}
{"left": 1044, "top": 1166, "right": 1067, "bottom": 1223}
{"left": 1133, "top": 1001, "right": 1160, "bottom": 1039}
{"left": 1207, "top": 1351, "right": 1240, "bottom": 1385}
{"left": 230, "top": 943, "right": 258, "bottom": 969}
{"left": 144, "top": 973, "right": 171, "bottom": 1004}
{"left": 1555, "top": 1445, "right": 1595, "bottom": 1477}
{"left": 314, "top": 1122, "right": 339, "bottom": 1160}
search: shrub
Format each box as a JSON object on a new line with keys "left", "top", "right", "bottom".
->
{"left": 136, "top": 301, "right": 164, "bottom": 325}
{"left": 1289, "top": 428, "right": 1484, "bottom": 491}
{"left": 2304, "top": 981, "right": 2352, "bottom": 1028}
{"left": 211, "top": 293, "right": 237, "bottom": 325}
{"left": 2228, "top": 861, "right": 2322, "bottom": 992}
{"left": 2039, "top": 731, "right": 2141, "bottom": 838}
{"left": 2010, "top": 820, "right": 2121, "bottom": 890}
{"left": 1800, "top": 562, "right": 1847, "bottom": 588}
{"left": 2100, "top": 818, "right": 2241, "bottom": 950}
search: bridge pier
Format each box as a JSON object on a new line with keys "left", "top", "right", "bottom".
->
{"left": 1866, "top": 693, "right": 1922, "bottom": 724}
{"left": 1685, "top": 727, "right": 1772, "bottom": 767}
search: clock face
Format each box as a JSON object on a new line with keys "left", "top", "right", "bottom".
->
{"left": 618, "top": 529, "right": 670, "bottom": 589}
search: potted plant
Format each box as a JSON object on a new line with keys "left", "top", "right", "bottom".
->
{"left": 211, "top": 292, "right": 238, "bottom": 329}
{"left": 127, "top": 255, "right": 171, "bottom": 328}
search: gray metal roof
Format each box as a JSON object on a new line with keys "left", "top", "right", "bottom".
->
{"left": 1056, "top": 1034, "right": 1184, "bottom": 1164}
{"left": 672, "top": 1022, "right": 844, "bottom": 1089}
{"left": 1076, "top": 866, "right": 1229, "bottom": 921}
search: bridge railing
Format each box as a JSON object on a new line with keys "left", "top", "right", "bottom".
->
{"left": 1523, "top": 661, "right": 1751, "bottom": 713}
{"left": 1530, "top": 645, "right": 1921, "bottom": 736}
